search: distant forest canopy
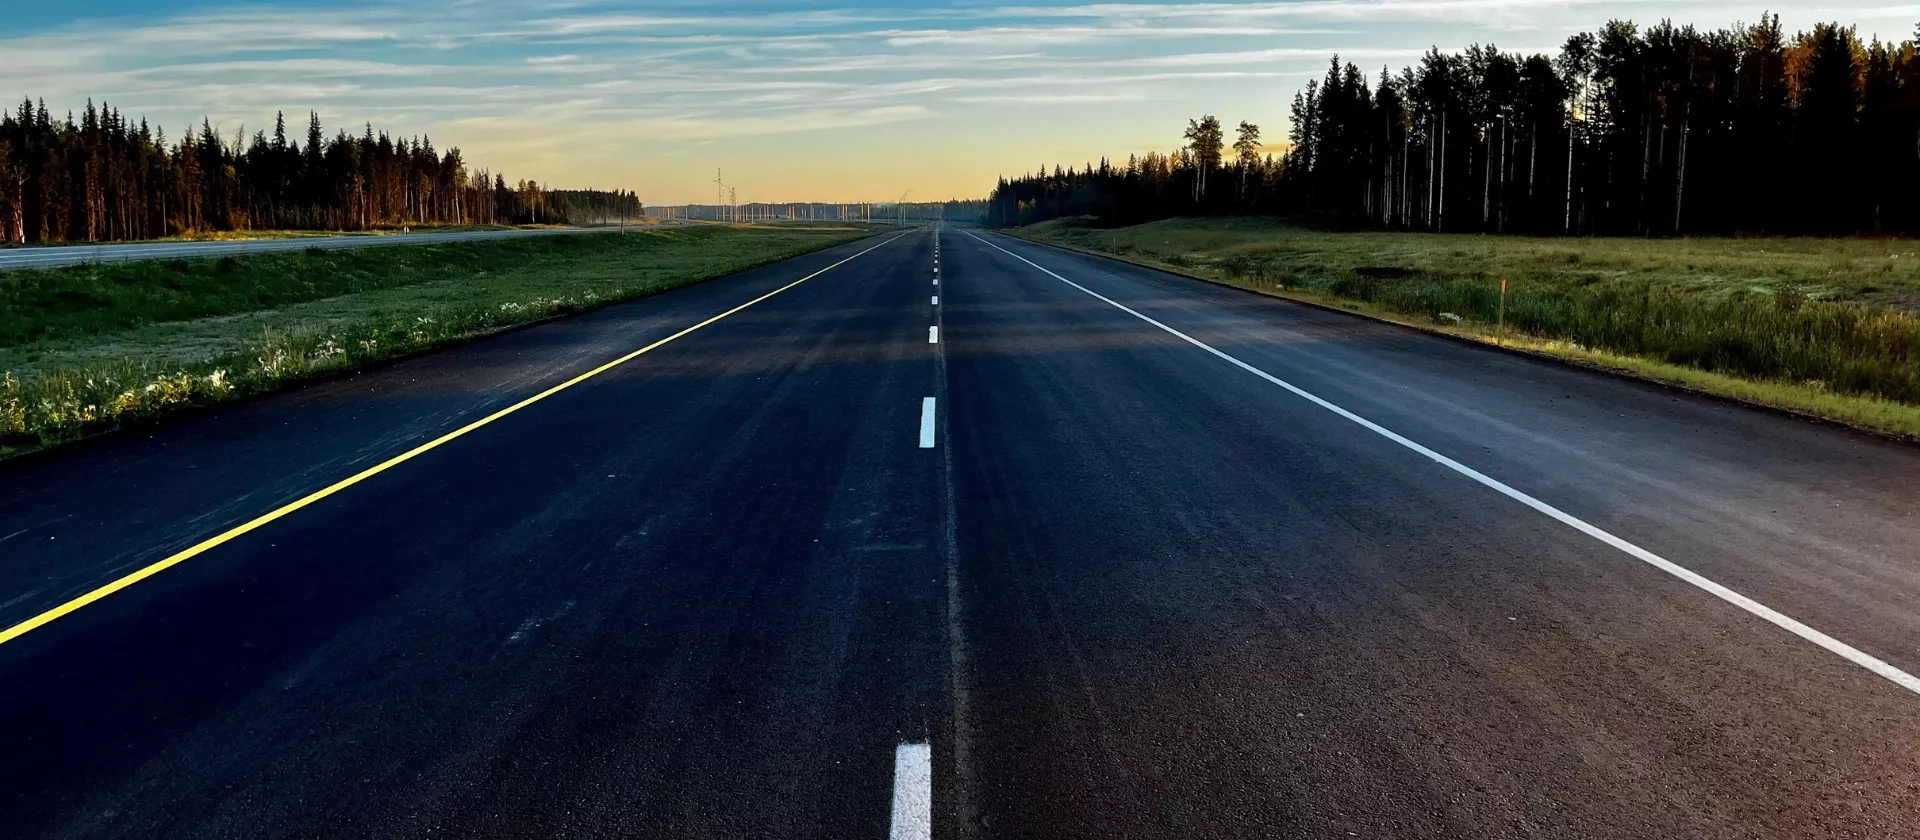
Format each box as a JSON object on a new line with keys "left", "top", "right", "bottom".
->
{"left": 893, "top": 199, "right": 989, "bottom": 221}
{"left": 547, "top": 190, "right": 646, "bottom": 226}
{"left": 0, "top": 100, "right": 641, "bottom": 244}
{"left": 646, "top": 199, "right": 989, "bottom": 223}
{"left": 988, "top": 16, "right": 1920, "bottom": 237}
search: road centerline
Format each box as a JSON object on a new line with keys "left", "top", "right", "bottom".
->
{"left": 962, "top": 228, "right": 1920, "bottom": 698}
{"left": 889, "top": 742, "right": 933, "bottom": 840}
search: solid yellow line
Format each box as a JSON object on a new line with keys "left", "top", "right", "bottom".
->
{"left": 0, "top": 232, "right": 908, "bottom": 647}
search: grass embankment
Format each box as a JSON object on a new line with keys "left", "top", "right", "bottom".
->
{"left": 0, "top": 223, "right": 563, "bottom": 249}
{"left": 0, "top": 224, "right": 874, "bottom": 454}
{"left": 1013, "top": 217, "right": 1920, "bottom": 437}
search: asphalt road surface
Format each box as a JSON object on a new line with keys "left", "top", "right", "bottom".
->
{"left": 3, "top": 225, "right": 1919, "bottom": 838}
{"left": 0, "top": 227, "right": 585, "bottom": 270}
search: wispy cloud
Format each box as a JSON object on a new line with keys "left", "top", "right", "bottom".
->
{"left": 1, "top": 0, "right": 1910, "bottom": 200}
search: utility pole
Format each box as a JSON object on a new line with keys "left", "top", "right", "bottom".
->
{"left": 714, "top": 170, "right": 725, "bottom": 223}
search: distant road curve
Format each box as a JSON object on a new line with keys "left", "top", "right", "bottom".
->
{"left": 0, "top": 227, "right": 590, "bottom": 271}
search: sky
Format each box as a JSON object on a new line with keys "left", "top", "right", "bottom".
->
{"left": 2, "top": 1, "right": 1917, "bottom": 205}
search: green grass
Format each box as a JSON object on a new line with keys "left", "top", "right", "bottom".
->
{"left": 0, "top": 224, "right": 874, "bottom": 453}
{"left": 1024, "top": 216, "right": 1920, "bottom": 306}
{"left": 1013, "top": 217, "right": 1920, "bottom": 438}
{"left": 0, "top": 223, "right": 560, "bottom": 249}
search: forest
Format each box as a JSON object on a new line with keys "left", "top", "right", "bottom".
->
{"left": 987, "top": 16, "right": 1920, "bottom": 237}
{"left": 0, "top": 101, "right": 639, "bottom": 243}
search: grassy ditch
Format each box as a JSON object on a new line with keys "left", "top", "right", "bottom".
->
{"left": 0, "top": 224, "right": 874, "bottom": 454}
{"left": 1013, "top": 217, "right": 1920, "bottom": 437}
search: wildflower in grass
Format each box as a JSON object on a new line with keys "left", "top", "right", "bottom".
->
{"left": 0, "top": 373, "right": 26, "bottom": 436}
{"left": 257, "top": 350, "right": 294, "bottom": 377}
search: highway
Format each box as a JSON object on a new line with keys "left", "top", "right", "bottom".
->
{"left": 0, "top": 227, "right": 585, "bottom": 270}
{"left": 2, "top": 224, "right": 1918, "bottom": 838}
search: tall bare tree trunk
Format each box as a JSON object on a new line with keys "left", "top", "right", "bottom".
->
{"left": 1482, "top": 120, "right": 1494, "bottom": 229}
{"left": 1565, "top": 123, "right": 1575, "bottom": 233}
{"left": 1528, "top": 121, "right": 1537, "bottom": 201}
{"left": 1427, "top": 116, "right": 1437, "bottom": 228}
{"left": 1438, "top": 109, "right": 1448, "bottom": 232}
{"left": 1501, "top": 118, "right": 1513, "bottom": 232}
{"left": 1400, "top": 138, "right": 1408, "bottom": 227}
{"left": 1674, "top": 120, "right": 1688, "bottom": 234}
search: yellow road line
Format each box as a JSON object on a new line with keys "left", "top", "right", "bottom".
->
{"left": 0, "top": 232, "right": 909, "bottom": 647}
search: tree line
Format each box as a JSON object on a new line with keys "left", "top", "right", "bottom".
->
{"left": 984, "top": 115, "right": 1276, "bottom": 228}
{"left": 547, "top": 190, "right": 645, "bottom": 226}
{"left": 0, "top": 99, "right": 638, "bottom": 243}
{"left": 988, "top": 15, "right": 1920, "bottom": 237}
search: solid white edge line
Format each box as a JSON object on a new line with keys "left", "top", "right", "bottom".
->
{"left": 929, "top": 325, "right": 940, "bottom": 344}
{"left": 889, "top": 742, "right": 933, "bottom": 840}
{"left": 962, "top": 229, "right": 1920, "bottom": 697}
{"left": 919, "top": 397, "right": 938, "bottom": 449}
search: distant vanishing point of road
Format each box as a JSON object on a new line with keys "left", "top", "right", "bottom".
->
{"left": 5, "top": 224, "right": 1920, "bottom": 838}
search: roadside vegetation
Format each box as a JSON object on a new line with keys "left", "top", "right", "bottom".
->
{"left": 0, "top": 224, "right": 872, "bottom": 454}
{"left": 1014, "top": 216, "right": 1920, "bottom": 436}
{"left": 0, "top": 223, "right": 566, "bottom": 249}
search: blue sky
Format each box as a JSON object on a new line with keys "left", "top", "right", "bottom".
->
{"left": 3, "top": 1, "right": 1916, "bottom": 204}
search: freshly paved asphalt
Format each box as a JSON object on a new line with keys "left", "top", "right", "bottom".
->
{"left": 3, "top": 224, "right": 1919, "bottom": 838}
{"left": 0, "top": 227, "right": 586, "bottom": 270}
